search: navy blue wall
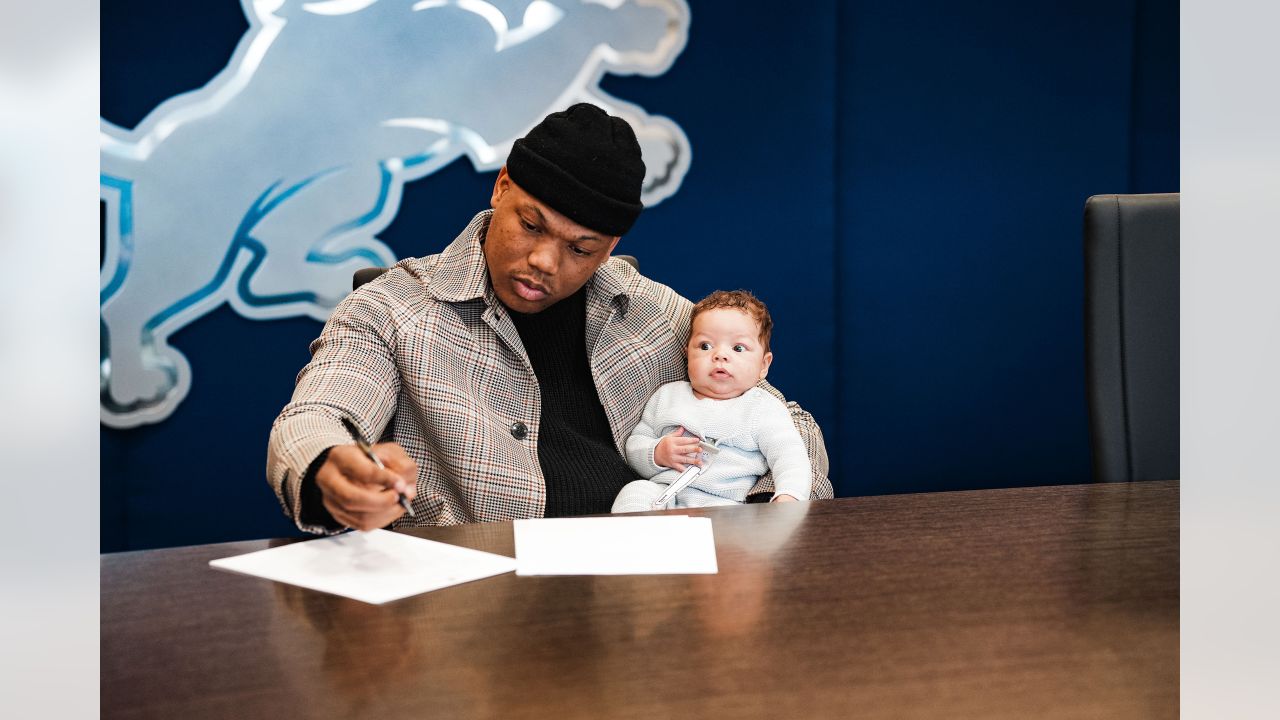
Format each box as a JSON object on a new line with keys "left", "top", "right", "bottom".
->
{"left": 101, "top": 1, "right": 1178, "bottom": 551}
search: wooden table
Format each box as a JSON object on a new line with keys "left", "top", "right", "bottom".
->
{"left": 102, "top": 481, "right": 1178, "bottom": 719}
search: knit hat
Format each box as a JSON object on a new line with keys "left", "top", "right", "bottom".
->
{"left": 506, "top": 103, "right": 645, "bottom": 236}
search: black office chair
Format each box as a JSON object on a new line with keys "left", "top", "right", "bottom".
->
{"left": 352, "top": 266, "right": 390, "bottom": 291}
{"left": 353, "top": 255, "right": 640, "bottom": 290}
{"left": 1083, "top": 193, "right": 1179, "bottom": 482}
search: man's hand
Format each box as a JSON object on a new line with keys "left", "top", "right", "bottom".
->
{"left": 654, "top": 426, "right": 704, "bottom": 472}
{"left": 772, "top": 494, "right": 799, "bottom": 503}
{"left": 316, "top": 443, "right": 418, "bottom": 531}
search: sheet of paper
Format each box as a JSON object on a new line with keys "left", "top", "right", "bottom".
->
{"left": 513, "top": 516, "right": 718, "bottom": 576}
{"left": 209, "top": 529, "right": 517, "bottom": 604}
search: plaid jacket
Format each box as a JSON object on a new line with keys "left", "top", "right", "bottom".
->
{"left": 267, "top": 211, "right": 832, "bottom": 533}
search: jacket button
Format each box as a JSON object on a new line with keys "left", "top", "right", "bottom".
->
{"left": 509, "top": 422, "right": 528, "bottom": 440}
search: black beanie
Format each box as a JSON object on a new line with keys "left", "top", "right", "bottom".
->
{"left": 506, "top": 103, "right": 645, "bottom": 236}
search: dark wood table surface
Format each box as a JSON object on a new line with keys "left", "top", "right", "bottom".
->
{"left": 102, "top": 481, "right": 1178, "bottom": 719}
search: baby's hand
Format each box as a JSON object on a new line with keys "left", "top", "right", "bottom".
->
{"left": 654, "top": 426, "right": 704, "bottom": 472}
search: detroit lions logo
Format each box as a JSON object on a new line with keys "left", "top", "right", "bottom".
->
{"left": 101, "top": 0, "right": 691, "bottom": 428}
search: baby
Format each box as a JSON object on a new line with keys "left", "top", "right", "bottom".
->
{"left": 612, "top": 290, "right": 811, "bottom": 512}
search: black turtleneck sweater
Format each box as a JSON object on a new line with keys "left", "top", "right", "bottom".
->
{"left": 507, "top": 287, "right": 640, "bottom": 517}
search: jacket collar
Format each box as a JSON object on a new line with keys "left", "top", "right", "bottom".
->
{"left": 427, "top": 210, "right": 493, "bottom": 303}
{"left": 587, "top": 252, "right": 632, "bottom": 315}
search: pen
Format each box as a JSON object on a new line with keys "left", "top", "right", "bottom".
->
{"left": 653, "top": 465, "right": 702, "bottom": 508}
{"left": 341, "top": 417, "right": 415, "bottom": 517}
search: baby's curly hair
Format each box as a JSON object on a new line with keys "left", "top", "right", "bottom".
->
{"left": 690, "top": 290, "right": 773, "bottom": 353}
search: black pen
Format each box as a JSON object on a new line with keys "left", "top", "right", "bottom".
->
{"left": 341, "top": 417, "right": 415, "bottom": 517}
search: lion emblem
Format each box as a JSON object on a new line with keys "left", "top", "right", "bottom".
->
{"left": 101, "top": 0, "right": 691, "bottom": 427}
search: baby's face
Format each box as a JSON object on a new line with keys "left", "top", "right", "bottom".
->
{"left": 686, "top": 308, "right": 773, "bottom": 400}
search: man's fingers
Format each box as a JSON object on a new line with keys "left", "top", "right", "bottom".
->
{"left": 328, "top": 445, "right": 403, "bottom": 491}
{"left": 373, "top": 442, "right": 418, "bottom": 498}
{"left": 342, "top": 483, "right": 400, "bottom": 513}
{"left": 318, "top": 467, "right": 400, "bottom": 513}
{"left": 314, "top": 445, "right": 413, "bottom": 530}
{"left": 322, "top": 484, "right": 405, "bottom": 530}
{"left": 324, "top": 497, "right": 364, "bottom": 530}
{"left": 327, "top": 501, "right": 401, "bottom": 532}
{"left": 324, "top": 502, "right": 361, "bottom": 530}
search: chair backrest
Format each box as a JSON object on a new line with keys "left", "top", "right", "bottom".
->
{"left": 352, "top": 255, "right": 640, "bottom": 291}
{"left": 352, "top": 266, "right": 389, "bottom": 290}
{"left": 1083, "top": 193, "right": 1179, "bottom": 482}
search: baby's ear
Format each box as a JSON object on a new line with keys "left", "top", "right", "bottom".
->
{"left": 759, "top": 351, "right": 773, "bottom": 380}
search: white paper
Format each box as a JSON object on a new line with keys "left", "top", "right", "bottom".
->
{"left": 513, "top": 516, "right": 718, "bottom": 576}
{"left": 209, "top": 529, "right": 518, "bottom": 604}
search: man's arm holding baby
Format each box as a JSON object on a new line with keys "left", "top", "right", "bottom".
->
{"left": 751, "top": 381, "right": 832, "bottom": 502}
{"left": 754, "top": 391, "right": 816, "bottom": 502}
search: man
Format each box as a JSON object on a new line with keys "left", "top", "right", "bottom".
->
{"left": 267, "top": 104, "right": 832, "bottom": 533}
